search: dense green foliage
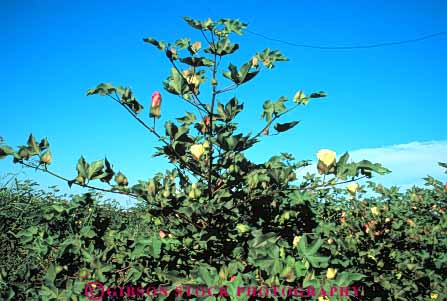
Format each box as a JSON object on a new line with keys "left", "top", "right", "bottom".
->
{"left": 1, "top": 16, "right": 446, "bottom": 300}
{"left": 1, "top": 175, "right": 446, "bottom": 300}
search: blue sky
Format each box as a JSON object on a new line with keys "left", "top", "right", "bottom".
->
{"left": 1, "top": 0, "right": 446, "bottom": 201}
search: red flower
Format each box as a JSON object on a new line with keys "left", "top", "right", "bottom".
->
{"left": 203, "top": 116, "right": 210, "bottom": 126}
{"left": 150, "top": 91, "right": 162, "bottom": 118}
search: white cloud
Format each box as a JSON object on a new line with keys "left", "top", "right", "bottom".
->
{"left": 349, "top": 141, "right": 447, "bottom": 187}
{"left": 299, "top": 141, "right": 447, "bottom": 189}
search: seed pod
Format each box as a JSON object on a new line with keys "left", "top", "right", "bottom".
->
{"left": 76, "top": 175, "right": 85, "bottom": 185}
{"left": 115, "top": 172, "right": 128, "bottom": 186}
{"left": 40, "top": 151, "right": 52, "bottom": 165}
{"left": 188, "top": 187, "right": 201, "bottom": 199}
{"left": 162, "top": 189, "right": 170, "bottom": 198}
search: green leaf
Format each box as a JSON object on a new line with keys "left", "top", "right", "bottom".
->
{"left": 334, "top": 272, "right": 365, "bottom": 286}
{"left": 218, "top": 18, "right": 247, "bottom": 35}
{"left": 44, "top": 264, "right": 57, "bottom": 289}
{"left": 152, "top": 235, "right": 162, "bottom": 259}
{"left": 176, "top": 112, "right": 196, "bottom": 125}
{"left": 180, "top": 57, "right": 214, "bottom": 67}
{"left": 174, "top": 38, "right": 190, "bottom": 49}
{"left": 205, "top": 38, "right": 239, "bottom": 56}
{"left": 143, "top": 37, "right": 167, "bottom": 50}
{"left": 120, "top": 88, "right": 144, "bottom": 114}
{"left": 309, "top": 91, "right": 327, "bottom": 98}
{"left": 76, "top": 156, "right": 89, "bottom": 179}
{"left": 298, "top": 235, "right": 329, "bottom": 268}
{"left": 274, "top": 121, "right": 300, "bottom": 132}
{"left": 86, "top": 83, "right": 116, "bottom": 96}
{"left": 87, "top": 160, "right": 104, "bottom": 180}
{"left": 163, "top": 68, "right": 186, "bottom": 95}
{"left": 100, "top": 157, "right": 115, "bottom": 183}
{"left": 39, "top": 138, "right": 50, "bottom": 151}
{"left": 0, "top": 145, "right": 15, "bottom": 159}
{"left": 80, "top": 226, "right": 96, "bottom": 239}
{"left": 183, "top": 16, "right": 205, "bottom": 30}
{"left": 27, "top": 134, "right": 40, "bottom": 155}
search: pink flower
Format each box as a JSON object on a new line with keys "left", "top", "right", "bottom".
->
{"left": 150, "top": 91, "right": 162, "bottom": 118}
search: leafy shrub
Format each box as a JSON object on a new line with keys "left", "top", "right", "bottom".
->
{"left": 1, "top": 16, "right": 446, "bottom": 300}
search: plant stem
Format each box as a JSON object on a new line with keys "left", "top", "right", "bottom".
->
{"left": 208, "top": 31, "right": 218, "bottom": 200}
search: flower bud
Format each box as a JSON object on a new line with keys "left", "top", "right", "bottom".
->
{"left": 150, "top": 91, "right": 162, "bottom": 118}
{"left": 162, "top": 189, "right": 170, "bottom": 198}
{"left": 182, "top": 69, "right": 191, "bottom": 77}
{"left": 148, "top": 179, "right": 156, "bottom": 194}
{"left": 115, "top": 171, "right": 128, "bottom": 186}
{"left": 252, "top": 56, "right": 258, "bottom": 67}
{"left": 190, "top": 144, "right": 205, "bottom": 160}
{"left": 188, "top": 187, "right": 201, "bottom": 199}
{"left": 40, "top": 151, "right": 52, "bottom": 165}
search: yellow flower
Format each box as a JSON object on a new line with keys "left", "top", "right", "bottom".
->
{"left": 293, "top": 235, "right": 301, "bottom": 248}
{"left": 190, "top": 144, "right": 205, "bottom": 160}
{"left": 326, "top": 268, "right": 337, "bottom": 279}
{"left": 431, "top": 292, "right": 439, "bottom": 299}
{"left": 317, "top": 149, "right": 336, "bottom": 173}
{"left": 371, "top": 206, "right": 380, "bottom": 216}
{"left": 318, "top": 297, "right": 330, "bottom": 301}
{"left": 191, "top": 41, "right": 202, "bottom": 52}
{"left": 347, "top": 183, "right": 359, "bottom": 194}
